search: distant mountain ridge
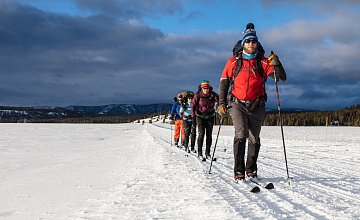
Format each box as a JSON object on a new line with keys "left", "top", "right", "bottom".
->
{"left": 1, "top": 103, "right": 358, "bottom": 125}
{"left": 65, "top": 103, "right": 172, "bottom": 116}
{"left": 0, "top": 103, "right": 316, "bottom": 121}
{"left": 0, "top": 104, "right": 172, "bottom": 121}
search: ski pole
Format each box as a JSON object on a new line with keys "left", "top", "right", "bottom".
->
{"left": 221, "top": 127, "right": 226, "bottom": 152}
{"left": 170, "top": 124, "right": 173, "bottom": 147}
{"left": 169, "top": 112, "right": 174, "bottom": 147}
{"left": 208, "top": 117, "right": 224, "bottom": 174}
{"left": 274, "top": 64, "right": 291, "bottom": 184}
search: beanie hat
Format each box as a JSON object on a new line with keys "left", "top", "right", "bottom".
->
{"left": 241, "top": 25, "right": 258, "bottom": 47}
{"left": 186, "top": 91, "right": 194, "bottom": 98}
{"left": 200, "top": 80, "right": 210, "bottom": 88}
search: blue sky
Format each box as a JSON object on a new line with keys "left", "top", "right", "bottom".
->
{"left": 1, "top": 0, "right": 360, "bottom": 110}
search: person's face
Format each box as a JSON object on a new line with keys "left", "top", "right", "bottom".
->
{"left": 187, "top": 97, "right": 192, "bottom": 103}
{"left": 243, "top": 39, "right": 258, "bottom": 54}
{"left": 202, "top": 87, "right": 210, "bottom": 94}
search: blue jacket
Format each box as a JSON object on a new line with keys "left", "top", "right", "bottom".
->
{"left": 170, "top": 101, "right": 182, "bottom": 120}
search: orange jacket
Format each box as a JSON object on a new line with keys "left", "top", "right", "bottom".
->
{"left": 220, "top": 56, "right": 274, "bottom": 101}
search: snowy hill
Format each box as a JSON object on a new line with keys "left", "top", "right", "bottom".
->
{"left": 0, "top": 122, "right": 359, "bottom": 219}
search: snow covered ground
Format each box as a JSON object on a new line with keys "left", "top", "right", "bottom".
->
{"left": 0, "top": 122, "right": 359, "bottom": 219}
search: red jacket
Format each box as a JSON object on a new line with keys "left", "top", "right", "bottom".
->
{"left": 220, "top": 55, "right": 274, "bottom": 101}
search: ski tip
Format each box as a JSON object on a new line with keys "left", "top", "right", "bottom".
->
{"left": 265, "top": 183, "right": 274, "bottom": 189}
{"left": 251, "top": 186, "right": 261, "bottom": 193}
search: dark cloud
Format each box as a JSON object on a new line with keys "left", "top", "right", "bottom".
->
{"left": 73, "top": 0, "right": 183, "bottom": 18}
{"left": 257, "top": 3, "right": 360, "bottom": 110}
{"left": 0, "top": 0, "right": 359, "bottom": 110}
{"left": 0, "top": 1, "right": 230, "bottom": 107}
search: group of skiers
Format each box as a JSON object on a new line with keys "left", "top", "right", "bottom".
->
{"left": 170, "top": 80, "right": 219, "bottom": 161}
{"left": 170, "top": 23, "right": 287, "bottom": 181}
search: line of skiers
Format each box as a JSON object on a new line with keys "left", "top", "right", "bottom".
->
{"left": 170, "top": 80, "right": 219, "bottom": 162}
{"left": 170, "top": 22, "right": 287, "bottom": 180}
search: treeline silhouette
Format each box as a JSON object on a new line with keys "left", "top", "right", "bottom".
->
{"left": 217, "top": 104, "right": 360, "bottom": 126}
{"left": 2, "top": 105, "right": 359, "bottom": 126}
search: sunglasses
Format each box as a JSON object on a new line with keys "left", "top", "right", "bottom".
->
{"left": 244, "top": 39, "right": 258, "bottom": 44}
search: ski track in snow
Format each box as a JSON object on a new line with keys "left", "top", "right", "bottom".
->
{"left": 0, "top": 123, "right": 359, "bottom": 219}
{"left": 147, "top": 124, "right": 360, "bottom": 219}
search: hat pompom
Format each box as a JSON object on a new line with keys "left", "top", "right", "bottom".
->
{"left": 246, "top": 23, "right": 254, "bottom": 30}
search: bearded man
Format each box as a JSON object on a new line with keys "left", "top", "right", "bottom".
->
{"left": 218, "top": 23, "right": 287, "bottom": 180}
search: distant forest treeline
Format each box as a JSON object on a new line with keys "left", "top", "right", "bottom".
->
{"left": 218, "top": 104, "right": 360, "bottom": 127}
{"left": 1, "top": 114, "right": 161, "bottom": 124}
{"left": 1, "top": 104, "right": 359, "bottom": 127}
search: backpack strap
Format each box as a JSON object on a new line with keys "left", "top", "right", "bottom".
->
{"left": 233, "top": 53, "right": 264, "bottom": 82}
{"left": 227, "top": 54, "right": 243, "bottom": 99}
{"left": 228, "top": 52, "right": 267, "bottom": 101}
{"left": 256, "top": 54, "right": 267, "bottom": 100}
{"left": 256, "top": 55, "right": 264, "bottom": 77}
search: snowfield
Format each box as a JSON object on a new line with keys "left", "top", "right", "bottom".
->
{"left": 0, "top": 122, "right": 359, "bottom": 219}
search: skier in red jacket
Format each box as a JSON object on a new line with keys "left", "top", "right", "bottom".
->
{"left": 218, "top": 23, "right": 287, "bottom": 180}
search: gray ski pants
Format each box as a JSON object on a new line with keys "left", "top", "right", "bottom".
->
{"left": 229, "top": 100, "right": 266, "bottom": 175}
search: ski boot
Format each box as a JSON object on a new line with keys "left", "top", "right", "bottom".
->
{"left": 198, "top": 154, "right": 206, "bottom": 162}
{"left": 246, "top": 171, "right": 257, "bottom": 178}
{"left": 234, "top": 172, "right": 245, "bottom": 181}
